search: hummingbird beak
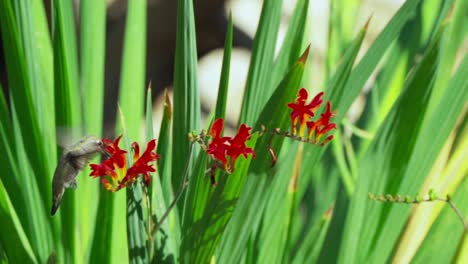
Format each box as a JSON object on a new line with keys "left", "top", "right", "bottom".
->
{"left": 99, "top": 142, "right": 112, "bottom": 158}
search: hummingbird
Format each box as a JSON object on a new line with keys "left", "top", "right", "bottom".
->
{"left": 51, "top": 135, "right": 107, "bottom": 216}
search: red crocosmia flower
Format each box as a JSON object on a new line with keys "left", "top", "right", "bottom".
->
{"left": 206, "top": 118, "right": 256, "bottom": 184}
{"left": 124, "top": 139, "right": 159, "bottom": 187}
{"left": 102, "top": 136, "right": 127, "bottom": 169}
{"left": 306, "top": 101, "right": 336, "bottom": 145}
{"left": 287, "top": 88, "right": 324, "bottom": 136}
{"left": 89, "top": 135, "right": 159, "bottom": 192}
{"left": 207, "top": 118, "right": 231, "bottom": 169}
{"left": 226, "top": 124, "right": 256, "bottom": 170}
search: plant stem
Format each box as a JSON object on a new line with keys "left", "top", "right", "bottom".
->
{"left": 152, "top": 143, "right": 194, "bottom": 235}
{"left": 438, "top": 198, "right": 468, "bottom": 232}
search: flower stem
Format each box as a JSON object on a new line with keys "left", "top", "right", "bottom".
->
{"left": 153, "top": 143, "right": 194, "bottom": 235}
{"left": 369, "top": 192, "right": 468, "bottom": 231}
{"left": 438, "top": 197, "right": 468, "bottom": 232}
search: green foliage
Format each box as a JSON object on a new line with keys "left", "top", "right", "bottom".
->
{"left": 0, "top": 0, "right": 466, "bottom": 263}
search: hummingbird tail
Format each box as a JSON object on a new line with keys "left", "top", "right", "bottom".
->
{"left": 51, "top": 198, "right": 61, "bottom": 216}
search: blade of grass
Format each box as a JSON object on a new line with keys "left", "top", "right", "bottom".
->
{"left": 214, "top": 13, "right": 233, "bottom": 120}
{"left": 0, "top": 86, "right": 24, "bottom": 228}
{"left": 118, "top": 107, "right": 149, "bottom": 264}
{"left": 1, "top": 0, "right": 53, "bottom": 219}
{"left": 177, "top": 13, "right": 232, "bottom": 262}
{"left": 16, "top": 0, "right": 56, "bottom": 168}
{"left": 256, "top": 142, "right": 300, "bottom": 264}
{"left": 52, "top": 0, "right": 81, "bottom": 261}
{"left": 394, "top": 127, "right": 467, "bottom": 262}
{"left": 146, "top": 87, "right": 179, "bottom": 262}
{"left": 181, "top": 135, "right": 258, "bottom": 263}
{"left": 11, "top": 104, "right": 54, "bottom": 262}
{"left": 298, "top": 19, "right": 368, "bottom": 197}
{"left": 172, "top": 0, "right": 201, "bottom": 192}
{"left": 365, "top": 51, "right": 468, "bottom": 263}
{"left": 115, "top": 0, "right": 147, "bottom": 263}
{"left": 428, "top": 0, "right": 467, "bottom": 112}
{"left": 326, "top": 0, "right": 361, "bottom": 74}
{"left": 0, "top": 0, "right": 55, "bottom": 261}
{"left": 411, "top": 176, "right": 467, "bottom": 263}
{"left": 156, "top": 91, "right": 173, "bottom": 208}
{"left": 0, "top": 179, "right": 38, "bottom": 263}
{"left": 293, "top": 205, "right": 333, "bottom": 263}
{"left": 217, "top": 48, "right": 309, "bottom": 264}
{"left": 80, "top": 0, "right": 106, "bottom": 135}
{"left": 151, "top": 91, "right": 180, "bottom": 262}
{"left": 338, "top": 32, "right": 441, "bottom": 262}
{"left": 117, "top": 0, "right": 146, "bottom": 140}
{"left": 238, "top": 0, "right": 283, "bottom": 125}
{"left": 79, "top": 0, "right": 106, "bottom": 259}
{"left": 271, "top": 0, "right": 309, "bottom": 88}
{"left": 335, "top": 0, "right": 421, "bottom": 122}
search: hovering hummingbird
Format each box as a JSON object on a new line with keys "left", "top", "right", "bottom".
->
{"left": 51, "top": 135, "right": 107, "bottom": 216}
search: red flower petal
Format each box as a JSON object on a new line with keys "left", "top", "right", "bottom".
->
{"left": 211, "top": 118, "right": 224, "bottom": 138}
{"left": 89, "top": 136, "right": 159, "bottom": 192}
{"left": 226, "top": 124, "right": 255, "bottom": 170}
{"left": 287, "top": 89, "right": 325, "bottom": 136}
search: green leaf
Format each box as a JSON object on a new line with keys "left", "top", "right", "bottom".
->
{"left": 181, "top": 135, "right": 258, "bottom": 263}
{"left": 112, "top": 1, "right": 148, "bottom": 263}
{"left": 239, "top": 0, "right": 283, "bottom": 125}
{"left": 172, "top": 0, "right": 201, "bottom": 192}
{"left": 327, "top": 0, "right": 361, "bottom": 73}
{"left": 214, "top": 13, "right": 233, "bottom": 120}
{"left": 256, "top": 142, "right": 300, "bottom": 263}
{"left": 217, "top": 47, "right": 309, "bottom": 264}
{"left": 412, "top": 178, "right": 468, "bottom": 263}
{"left": 0, "top": 0, "right": 55, "bottom": 261}
{"left": 0, "top": 179, "right": 37, "bottom": 263}
{"left": 336, "top": 0, "right": 421, "bottom": 122}
{"left": 117, "top": 108, "right": 149, "bottom": 264}
{"left": 271, "top": 0, "right": 309, "bottom": 88}
{"left": 338, "top": 34, "right": 440, "bottom": 262}
{"left": 156, "top": 91, "right": 173, "bottom": 207}
{"left": 88, "top": 190, "right": 117, "bottom": 264}
{"left": 428, "top": 0, "right": 467, "bottom": 112}
{"left": 293, "top": 206, "right": 333, "bottom": 263}
{"left": 52, "top": 0, "right": 81, "bottom": 261}
{"left": 11, "top": 107, "right": 54, "bottom": 262}
{"left": 117, "top": 0, "right": 146, "bottom": 140}
{"left": 365, "top": 49, "right": 468, "bottom": 263}
{"left": 1, "top": 0, "right": 52, "bottom": 216}
{"left": 80, "top": 0, "right": 106, "bottom": 135}
{"left": 52, "top": 0, "right": 81, "bottom": 128}
{"left": 147, "top": 88, "right": 179, "bottom": 262}
{"left": 0, "top": 85, "right": 23, "bottom": 229}
{"left": 77, "top": 0, "right": 106, "bottom": 258}
{"left": 15, "top": 0, "right": 56, "bottom": 168}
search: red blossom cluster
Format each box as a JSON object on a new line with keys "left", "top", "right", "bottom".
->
{"left": 89, "top": 135, "right": 160, "bottom": 192}
{"left": 206, "top": 118, "right": 256, "bottom": 185}
{"left": 287, "top": 88, "right": 336, "bottom": 145}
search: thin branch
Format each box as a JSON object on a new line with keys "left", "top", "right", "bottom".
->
{"left": 438, "top": 197, "right": 468, "bottom": 232}
{"left": 369, "top": 192, "right": 467, "bottom": 232}
{"left": 152, "top": 143, "right": 194, "bottom": 235}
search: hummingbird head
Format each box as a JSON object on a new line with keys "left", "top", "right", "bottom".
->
{"left": 77, "top": 135, "right": 107, "bottom": 154}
